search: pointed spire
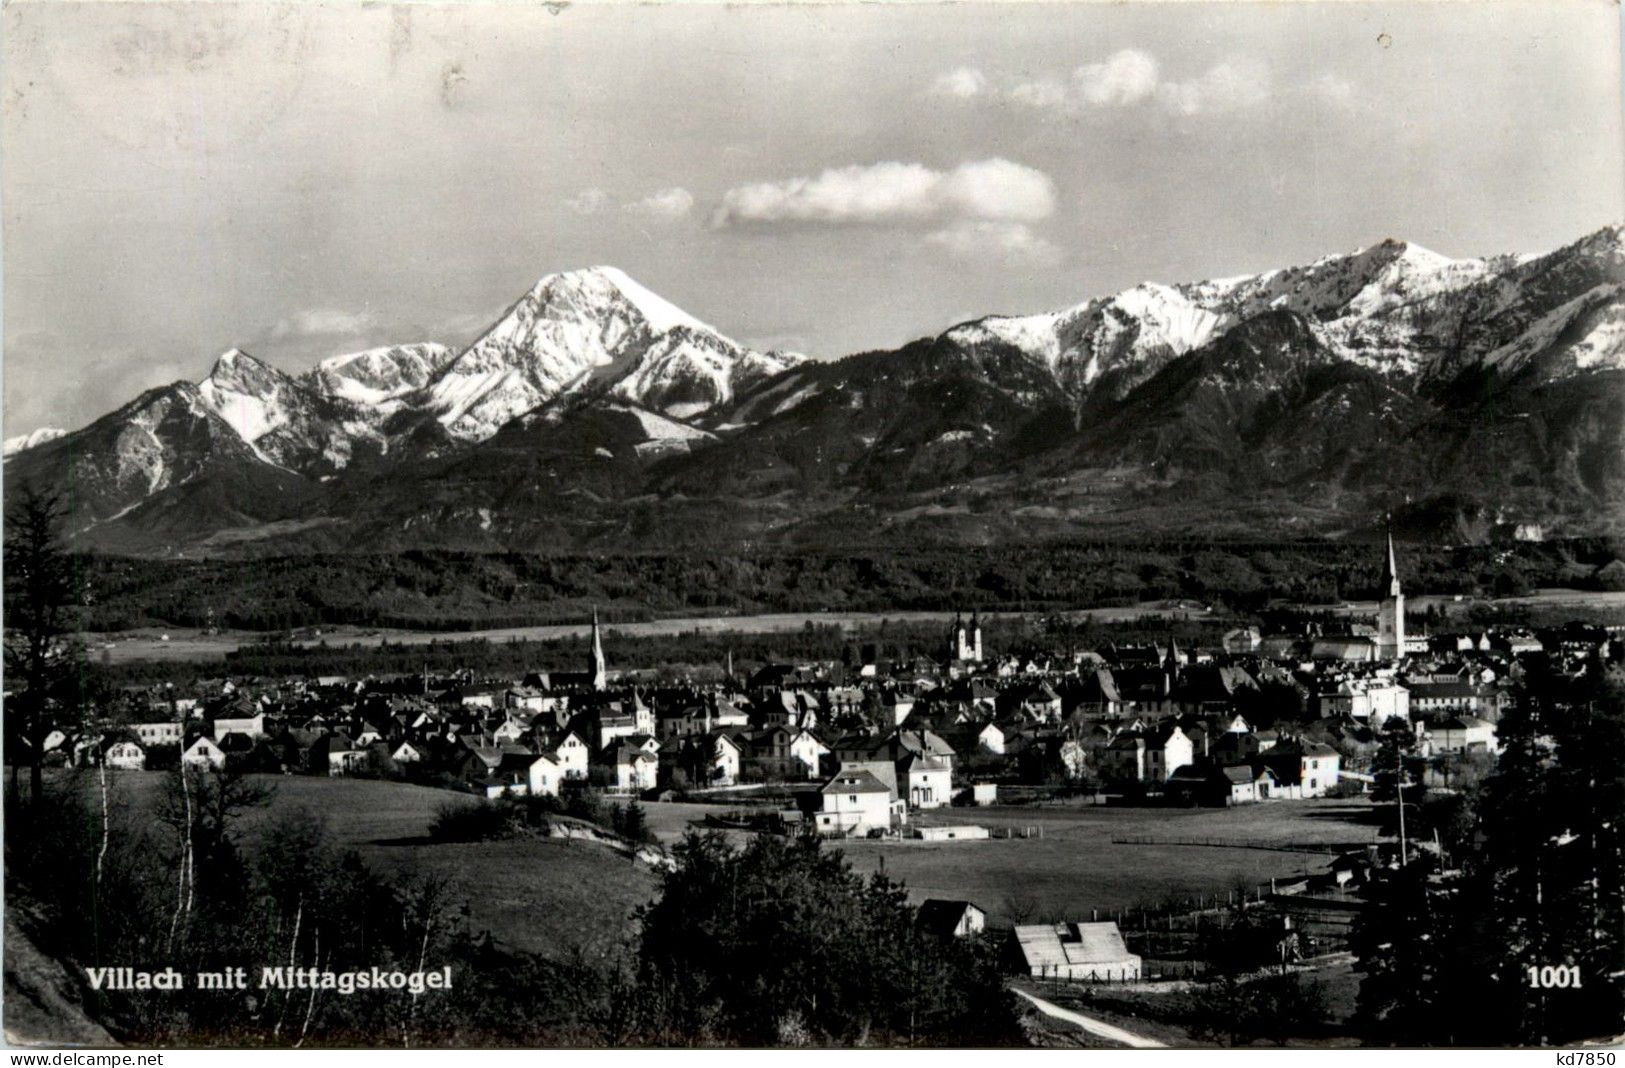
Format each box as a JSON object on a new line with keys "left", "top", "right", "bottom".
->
{"left": 1380, "top": 526, "right": 1402, "bottom": 597}
{"left": 590, "top": 606, "right": 607, "bottom": 691}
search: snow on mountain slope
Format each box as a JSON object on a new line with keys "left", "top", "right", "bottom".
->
{"left": 3, "top": 427, "right": 66, "bottom": 457}
{"left": 196, "top": 348, "right": 372, "bottom": 472}
{"left": 310, "top": 343, "right": 454, "bottom": 406}
{"left": 608, "top": 328, "right": 804, "bottom": 419}
{"left": 425, "top": 267, "right": 800, "bottom": 440}
{"left": 194, "top": 348, "right": 316, "bottom": 464}
{"left": 946, "top": 281, "right": 1225, "bottom": 397}
{"left": 942, "top": 230, "right": 1624, "bottom": 400}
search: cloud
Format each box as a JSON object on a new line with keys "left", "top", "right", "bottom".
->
{"left": 269, "top": 308, "right": 376, "bottom": 340}
{"left": 624, "top": 186, "right": 695, "bottom": 219}
{"left": 714, "top": 158, "right": 1055, "bottom": 228}
{"left": 925, "top": 221, "right": 1063, "bottom": 267}
{"left": 1155, "top": 59, "right": 1272, "bottom": 115}
{"left": 930, "top": 66, "right": 987, "bottom": 99}
{"left": 565, "top": 188, "right": 613, "bottom": 215}
{"left": 949, "top": 49, "right": 1272, "bottom": 117}
{"left": 1074, "top": 49, "right": 1160, "bottom": 106}
{"left": 1310, "top": 72, "right": 1358, "bottom": 109}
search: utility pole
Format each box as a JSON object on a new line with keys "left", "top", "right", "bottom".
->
{"left": 1395, "top": 747, "right": 1408, "bottom": 867}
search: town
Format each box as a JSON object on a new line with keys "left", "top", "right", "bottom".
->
{"left": 51, "top": 538, "right": 1594, "bottom": 826}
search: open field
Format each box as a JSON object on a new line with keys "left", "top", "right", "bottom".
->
{"left": 88, "top": 587, "right": 1625, "bottom": 664}
{"left": 86, "top": 605, "right": 1192, "bottom": 665}
{"left": 87, "top": 772, "right": 659, "bottom": 960}
{"left": 834, "top": 799, "right": 1381, "bottom": 925}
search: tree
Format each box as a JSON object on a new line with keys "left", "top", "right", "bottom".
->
{"left": 4, "top": 483, "right": 86, "bottom": 806}
{"left": 632, "top": 832, "right": 1020, "bottom": 1046}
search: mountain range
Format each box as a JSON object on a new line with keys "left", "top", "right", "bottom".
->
{"left": 9, "top": 226, "right": 1624, "bottom": 555}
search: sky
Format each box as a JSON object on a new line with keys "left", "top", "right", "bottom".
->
{"left": 4, "top": 0, "right": 1623, "bottom": 435}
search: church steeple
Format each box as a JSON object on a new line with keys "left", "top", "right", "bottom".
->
{"left": 590, "top": 607, "right": 608, "bottom": 691}
{"left": 1376, "top": 526, "right": 1406, "bottom": 660}
{"left": 1380, "top": 528, "right": 1402, "bottom": 598}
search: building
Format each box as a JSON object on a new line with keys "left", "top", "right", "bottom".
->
{"left": 898, "top": 752, "right": 953, "bottom": 809}
{"left": 916, "top": 899, "right": 987, "bottom": 939}
{"left": 1011, "top": 922, "right": 1142, "bottom": 982}
{"left": 1425, "top": 715, "right": 1498, "bottom": 754}
{"left": 181, "top": 735, "right": 227, "bottom": 770}
{"left": 103, "top": 739, "right": 147, "bottom": 771}
{"left": 949, "top": 610, "right": 984, "bottom": 663}
{"left": 130, "top": 721, "right": 184, "bottom": 748}
{"left": 813, "top": 768, "right": 898, "bottom": 836}
{"left": 1377, "top": 531, "right": 1406, "bottom": 661}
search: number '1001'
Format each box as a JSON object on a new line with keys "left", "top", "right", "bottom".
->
{"left": 1527, "top": 965, "right": 1582, "bottom": 989}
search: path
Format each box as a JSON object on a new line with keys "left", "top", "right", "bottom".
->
{"left": 1013, "top": 987, "right": 1169, "bottom": 1049}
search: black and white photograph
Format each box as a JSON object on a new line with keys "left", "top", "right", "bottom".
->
{"left": 2, "top": 0, "right": 1623, "bottom": 1052}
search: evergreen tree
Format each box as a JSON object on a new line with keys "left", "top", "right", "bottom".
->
{"left": 3, "top": 483, "right": 86, "bottom": 805}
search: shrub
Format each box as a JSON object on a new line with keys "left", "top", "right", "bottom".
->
{"left": 428, "top": 798, "right": 513, "bottom": 842}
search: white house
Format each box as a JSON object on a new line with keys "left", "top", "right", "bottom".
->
{"left": 130, "top": 721, "right": 184, "bottom": 747}
{"left": 391, "top": 741, "right": 424, "bottom": 765}
{"left": 212, "top": 714, "right": 265, "bottom": 741}
{"left": 899, "top": 752, "right": 953, "bottom": 810}
{"left": 182, "top": 736, "right": 227, "bottom": 770}
{"left": 104, "top": 740, "right": 147, "bottom": 771}
{"left": 814, "top": 768, "right": 897, "bottom": 836}
{"left": 551, "top": 731, "right": 591, "bottom": 780}
{"left": 527, "top": 753, "right": 563, "bottom": 797}
{"left": 1426, "top": 716, "right": 1498, "bottom": 754}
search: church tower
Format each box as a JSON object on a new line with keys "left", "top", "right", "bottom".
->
{"left": 590, "top": 607, "right": 608, "bottom": 691}
{"left": 1377, "top": 531, "right": 1406, "bottom": 660}
{"left": 968, "top": 609, "right": 983, "bottom": 663}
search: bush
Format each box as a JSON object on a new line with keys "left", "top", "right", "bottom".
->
{"left": 428, "top": 798, "right": 514, "bottom": 842}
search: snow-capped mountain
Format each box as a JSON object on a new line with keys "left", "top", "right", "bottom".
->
{"left": 3, "top": 426, "right": 66, "bottom": 457}
{"left": 943, "top": 227, "right": 1625, "bottom": 403}
{"left": 423, "top": 266, "right": 804, "bottom": 440}
{"left": 310, "top": 343, "right": 455, "bottom": 407}
{"left": 16, "top": 228, "right": 1625, "bottom": 552}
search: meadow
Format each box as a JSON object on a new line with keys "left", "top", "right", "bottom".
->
{"left": 82, "top": 774, "right": 1379, "bottom": 960}
{"left": 834, "top": 799, "right": 1381, "bottom": 925}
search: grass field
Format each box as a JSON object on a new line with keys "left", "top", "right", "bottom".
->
{"left": 832, "top": 799, "right": 1381, "bottom": 925}
{"left": 76, "top": 774, "right": 1378, "bottom": 964}
{"left": 89, "top": 773, "right": 660, "bottom": 961}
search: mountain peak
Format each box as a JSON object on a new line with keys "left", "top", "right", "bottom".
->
{"left": 529, "top": 265, "right": 717, "bottom": 336}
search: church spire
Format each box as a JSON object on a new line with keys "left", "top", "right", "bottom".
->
{"left": 590, "top": 606, "right": 607, "bottom": 691}
{"left": 1380, "top": 528, "right": 1402, "bottom": 597}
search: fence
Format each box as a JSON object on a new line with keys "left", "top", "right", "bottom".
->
{"left": 1111, "top": 834, "right": 1368, "bottom": 855}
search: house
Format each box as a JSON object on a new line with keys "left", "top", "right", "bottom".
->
{"left": 212, "top": 713, "right": 266, "bottom": 741}
{"left": 811, "top": 768, "right": 898, "bottom": 836}
{"left": 181, "top": 735, "right": 227, "bottom": 770}
{"left": 1011, "top": 922, "right": 1141, "bottom": 981}
{"left": 103, "top": 738, "right": 147, "bottom": 771}
{"left": 550, "top": 731, "right": 591, "bottom": 780}
{"left": 526, "top": 752, "right": 563, "bottom": 797}
{"left": 916, "top": 899, "right": 987, "bottom": 939}
{"left": 326, "top": 734, "right": 368, "bottom": 776}
{"left": 1425, "top": 715, "right": 1498, "bottom": 754}
{"left": 1101, "top": 725, "right": 1193, "bottom": 786}
{"left": 391, "top": 741, "right": 424, "bottom": 765}
{"left": 1262, "top": 740, "right": 1341, "bottom": 797}
{"left": 745, "top": 726, "right": 829, "bottom": 780}
{"left": 603, "top": 744, "right": 659, "bottom": 792}
{"left": 898, "top": 752, "right": 953, "bottom": 809}
{"left": 129, "top": 721, "right": 184, "bottom": 748}
{"left": 1167, "top": 763, "right": 1275, "bottom": 806}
